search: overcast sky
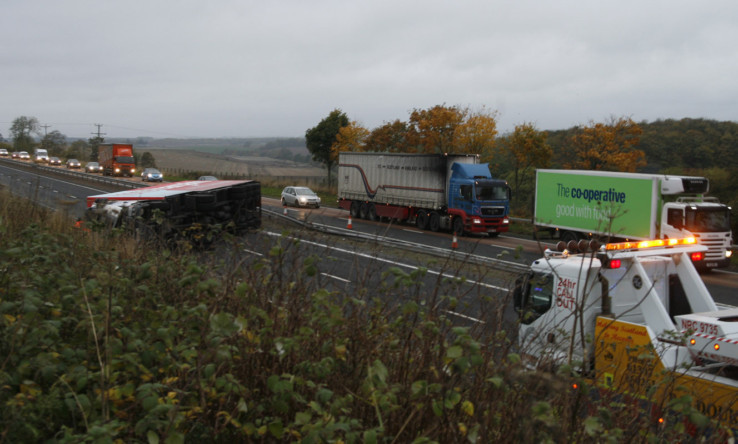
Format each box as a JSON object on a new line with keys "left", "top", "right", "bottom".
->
{"left": 2, "top": 0, "right": 737, "bottom": 140}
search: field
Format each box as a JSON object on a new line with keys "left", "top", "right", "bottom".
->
{"left": 147, "top": 149, "right": 325, "bottom": 182}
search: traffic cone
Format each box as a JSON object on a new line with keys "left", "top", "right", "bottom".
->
{"left": 451, "top": 234, "right": 458, "bottom": 249}
{"left": 347, "top": 216, "right": 353, "bottom": 229}
{"left": 283, "top": 206, "right": 288, "bottom": 216}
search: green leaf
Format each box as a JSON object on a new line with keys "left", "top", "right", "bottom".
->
{"left": 369, "top": 360, "right": 388, "bottom": 385}
{"left": 411, "top": 380, "right": 427, "bottom": 396}
{"left": 444, "top": 390, "right": 461, "bottom": 409}
{"left": 486, "top": 376, "right": 504, "bottom": 389}
{"left": 583, "top": 416, "right": 603, "bottom": 436}
{"left": 164, "top": 432, "right": 185, "bottom": 444}
{"left": 446, "top": 345, "right": 463, "bottom": 359}
{"left": 268, "top": 421, "right": 284, "bottom": 438}
{"left": 147, "top": 431, "right": 160, "bottom": 444}
{"left": 295, "top": 411, "right": 312, "bottom": 425}
{"left": 363, "top": 428, "right": 378, "bottom": 444}
{"left": 432, "top": 400, "right": 443, "bottom": 417}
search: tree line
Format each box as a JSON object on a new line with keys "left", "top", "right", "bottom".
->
{"left": 305, "top": 108, "right": 737, "bottom": 229}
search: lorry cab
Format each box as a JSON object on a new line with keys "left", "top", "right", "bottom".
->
{"left": 514, "top": 237, "right": 715, "bottom": 371}
{"left": 662, "top": 198, "right": 733, "bottom": 269}
{"left": 514, "top": 249, "right": 603, "bottom": 369}
{"left": 447, "top": 163, "right": 511, "bottom": 235}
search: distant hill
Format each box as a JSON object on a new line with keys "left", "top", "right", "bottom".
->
{"left": 545, "top": 118, "right": 738, "bottom": 172}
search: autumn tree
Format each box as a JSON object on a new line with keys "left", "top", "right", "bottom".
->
{"left": 498, "top": 123, "right": 552, "bottom": 211}
{"left": 10, "top": 116, "right": 40, "bottom": 152}
{"left": 407, "top": 105, "right": 465, "bottom": 153}
{"left": 331, "top": 121, "right": 370, "bottom": 159}
{"left": 88, "top": 135, "right": 105, "bottom": 162}
{"left": 40, "top": 130, "right": 67, "bottom": 157}
{"left": 65, "top": 140, "right": 90, "bottom": 161}
{"left": 453, "top": 107, "right": 498, "bottom": 156}
{"left": 365, "top": 120, "right": 410, "bottom": 152}
{"left": 566, "top": 117, "right": 645, "bottom": 171}
{"left": 139, "top": 152, "right": 157, "bottom": 168}
{"left": 305, "top": 109, "right": 349, "bottom": 187}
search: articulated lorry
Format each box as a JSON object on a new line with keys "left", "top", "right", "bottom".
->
{"left": 337, "top": 152, "right": 510, "bottom": 236}
{"left": 534, "top": 169, "right": 733, "bottom": 269}
{"left": 86, "top": 180, "right": 261, "bottom": 244}
{"left": 99, "top": 143, "right": 136, "bottom": 177}
{"left": 515, "top": 238, "right": 738, "bottom": 431}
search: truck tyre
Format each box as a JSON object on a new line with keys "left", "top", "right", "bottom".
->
{"left": 429, "top": 212, "right": 440, "bottom": 232}
{"left": 453, "top": 217, "right": 464, "bottom": 236}
{"left": 368, "top": 204, "right": 379, "bottom": 221}
{"left": 416, "top": 210, "right": 429, "bottom": 230}
{"left": 359, "top": 202, "right": 370, "bottom": 219}
{"left": 350, "top": 201, "right": 361, "bottom": 218}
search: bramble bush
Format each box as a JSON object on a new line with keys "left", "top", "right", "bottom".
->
{"left": 0, "top": 191, "right": 730, "bottom": 443}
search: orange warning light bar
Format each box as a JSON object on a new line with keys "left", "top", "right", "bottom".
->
{"left": 605, "top": 237, "right": 697, "bottom": 251}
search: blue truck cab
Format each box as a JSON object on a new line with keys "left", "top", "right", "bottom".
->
{"left": 447, "top": 163, "right": 511, "bottom": 236}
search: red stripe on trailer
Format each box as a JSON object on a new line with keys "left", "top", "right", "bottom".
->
{"left": 86, "top": 180, "right": 255, "bottom": 208}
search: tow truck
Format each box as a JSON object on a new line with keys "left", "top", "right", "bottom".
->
{"left": 85, "top": 180, "right": 261, "bottom": 244}
{"left": 514, "top": 237, "right": 738, "bottom": 430}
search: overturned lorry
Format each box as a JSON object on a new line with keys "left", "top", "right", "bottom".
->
{"left": 85, "top": 180, "right": 261, "bottom": 243}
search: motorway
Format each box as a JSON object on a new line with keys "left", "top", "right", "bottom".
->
{"left": 0, "top": 157, "right": 736, "bottom": 310}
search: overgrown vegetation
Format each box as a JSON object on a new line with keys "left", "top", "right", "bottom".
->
{"left": 0, "top": 191, "right": 731, "bottom": 442}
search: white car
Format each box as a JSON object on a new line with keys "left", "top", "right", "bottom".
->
{"left": 0, "top": 148, "right": 8, "bottom": 157}
{"left": 19, "top": 151, "right": 30, "bottom": 160}
{"left": 281, "top": 186, "right": 321, "bottom": 208}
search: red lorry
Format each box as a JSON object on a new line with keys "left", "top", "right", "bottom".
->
{"left": 99, "top": 143, "right": 136, "bottom": 177}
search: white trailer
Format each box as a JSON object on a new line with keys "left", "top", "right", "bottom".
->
{"left": 338, "top": 152, "right": 511, "bottom": 236}
{"left": 534, "top": 169, "right": 733, "bottom": 269}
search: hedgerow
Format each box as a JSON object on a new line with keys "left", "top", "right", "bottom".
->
{"left": 0, "top": 192, "right": 730, "bottom": 443}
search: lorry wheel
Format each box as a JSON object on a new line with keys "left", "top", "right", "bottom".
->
{"left": 368, "top": 204, "right": 379, "bottom": 221}
{"left": 360, "top": 202, "right": 370, "bottom": 219}
{"left": 429, "top": 212, "right": 440, "bottom": 232}
{"left": 453, "top": 217, "right": 464, "bottom": 236}
{"left": 350, "top": 201, "right": 361, "bottom": 218}
{"left": 416, "top": 210, "right": 429, "bottom": 230}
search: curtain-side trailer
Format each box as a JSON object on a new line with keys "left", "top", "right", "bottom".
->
{"left": 338, "top": 152, "right": 510, "bottom": 236}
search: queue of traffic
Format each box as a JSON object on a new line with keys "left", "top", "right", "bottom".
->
{"left": 0, "top": 145, "right": 162, "bottom": 182}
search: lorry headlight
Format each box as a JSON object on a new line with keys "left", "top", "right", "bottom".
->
{"left": 726, "top": 250, "right": 733, "bottom": 258}
{"left": 131, "top": 169, "right": 136, "bottom": 174}
{"left": 503, "top": 217, "right": 509, "bottom": 224}
{"left": 472, "top": 217, "right": 482, "bottom": 224}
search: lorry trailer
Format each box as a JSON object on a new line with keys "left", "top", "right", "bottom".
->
{"left": 85, "top": 180, "right": 261, "bottom": 244}
{"left": 515, "top": 238, "right": 738, "bottom": 430}
{"left": 534, "top": 169, "right": 733, "bottom": 269}
{"left": 337, "top": 152, "right": 510, "bottom": 236}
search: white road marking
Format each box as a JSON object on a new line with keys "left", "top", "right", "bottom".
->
{"left": 265, "top": 230, "right": 508, "bottom": 292}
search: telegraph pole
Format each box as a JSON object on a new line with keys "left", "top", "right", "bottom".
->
{"left": 41, "top": 124, "right": 51, "bottom": 137}
{"left": 89, "top": 124, "right": 106, "bottom": 161}
{"left": 92, "top": 123, "right": 106, "bottom": 140}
